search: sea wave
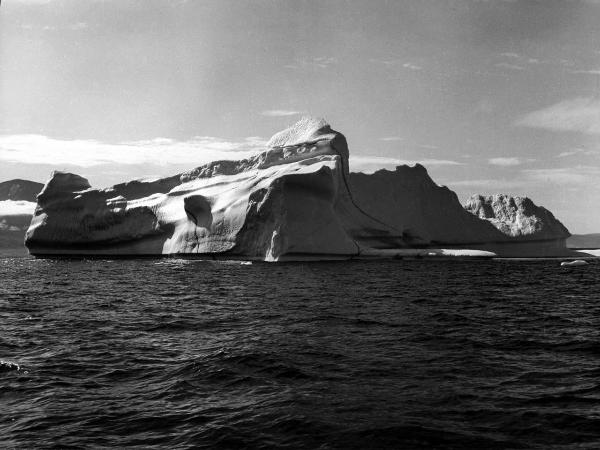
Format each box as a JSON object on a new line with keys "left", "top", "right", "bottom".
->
{"left": 1, "top": 257, "right": 599, "bottom": 448}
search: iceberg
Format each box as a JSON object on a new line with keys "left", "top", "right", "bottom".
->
{"left": 25, "top": 118, "right": 574, "bottom": 259}
{"left": 464, "top": 194, "right": 570, "bottom": 241}
{"left": 560, "top": 260, "right": 588, "bottom": 267}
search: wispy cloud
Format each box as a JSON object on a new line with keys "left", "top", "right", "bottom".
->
{"left": 0, "top": 134, "right": 267, "bottom": 167}
{"left": 523, "top": 166, "right": 600, "bottom": 185}
{"left": 0, "top": 200, "right": 37, "bottom": 217}
{"left": 369, "top": 59, "right": 423, "bottom": 71}
{"left": 494, "top": 62, "right": 525, "bottom": 71}
{"left": 449, "top": 165, "right": 600, "bottom": 191}
{"left": 260, "top": 110, "right": 302, "bottom": 117}
{"left": 497, "top": 52, "right": 547, "bottom": 67}
{"left": 311, "top": 56, "right": 337, "bottom": 68}
{"left": 516, "top": 97, "right": 600, "bottom": 135}
{"left": 378, "top": 136, "right": 403, "bottom": 142}
{"left": 350, "top": 155, "right": 462, "bottom": 173}
{"left": 445, "top": 178, "right": 531, "bottom": 189}
{"left": 284, "top": 56, "right": 337, "bottom": 70}
{"left": 569, "top": 68, "right": 600, "bottom": 75}
{"left": 489, "top": 157, "right": 535, "bottom": 166}
{"left": 556, "top": 147, "right": 599, "bottom": 158}
{"left": 402, "top": 62, "right": 423, "bottom": 71}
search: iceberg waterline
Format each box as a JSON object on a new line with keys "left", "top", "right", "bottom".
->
{"left": 24, "top": 117, "right": 574, "bottom": 259}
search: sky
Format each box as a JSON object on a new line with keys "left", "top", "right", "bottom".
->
{"left": 1, "top": 0, "right": 599, "bottom": 233}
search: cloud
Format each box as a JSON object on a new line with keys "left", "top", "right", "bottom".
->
{"left": 260, "top": 110, "right": 302, "bottom": 117}
{"left": 402, "top": 63, "right": 423, "bottom": 71}
{"left": 350, "top": 155, "right": 462, "bottom": 173}
{"left": 284, "top": 56, "right": 337, "bottom": 70}
{"left": 311, "top": 56, "right": 337, "bottom": 68}
{"left": 369, "top": 59, "right": 423, "bottom": 71}
{"left": 523, "top": 166, "right": 600, "bottom": 185}
{"left": 445, "top": 178, "right": 531, "bottom": 189}
{"left": 378, "top": 136, "right": 403, "bottom": 142}
{"left": 0, "top": 134, "right": 267, "bottom": 167}
{"left": 494, "top": 62, "right": 525, "bottom": 71}
{"left": 497, "top": 52, "right": 546, "bottom": 67}
{"left": 489, "top": 157, "right": 535, "bottom": 166}
{"left": 448, "top": 165, "right": 600, "bottom": 192}
{"left": 516, "top": 97, "right": 600, "bottom": 135}
{"left": 556, "top": 147, "right": 599, "bottom": 157}
{"left": 569, "top": 68, "right": 600, "bottom": 75}
{"left": 0, "top": 200, "right": 37, "bottom": 217}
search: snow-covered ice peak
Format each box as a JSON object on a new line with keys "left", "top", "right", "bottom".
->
{"left": 267, "top": 116, "right": 334, "bottom": 148}
{"left": 181, "top": 117, "right": 349, "bottom": 182}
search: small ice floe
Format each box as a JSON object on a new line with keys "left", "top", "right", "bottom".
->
{"left": 216, "top": 260, "right": 253, "bottom": 265}
{"left": 561, "top": 260, "right": 589, "bottom": 267}
{"left": 0, "top": 360, "right": 21, "bottom": 373}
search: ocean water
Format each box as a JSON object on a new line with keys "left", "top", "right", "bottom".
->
{"left": 1, "top": 256, "right": 600, "bottom": 449}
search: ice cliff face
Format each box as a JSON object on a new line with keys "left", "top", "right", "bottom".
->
{"left": 25, "top": 118, "right": 572, "bottom": 259}
{"left": 464, "top": 194, "right": 570, "bottom": 241}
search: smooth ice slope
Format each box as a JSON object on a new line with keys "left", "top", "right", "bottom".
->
{"left": 25, "top": 118, "right": 574, "bottom": 259}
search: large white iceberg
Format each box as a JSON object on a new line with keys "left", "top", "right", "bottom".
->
{"left": 25, "top": 118, "right": 573, "bottom": 259}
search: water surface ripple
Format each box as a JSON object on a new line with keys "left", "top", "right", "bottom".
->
{"left": 1, "top": 257, "right": 599, "bottom": 449}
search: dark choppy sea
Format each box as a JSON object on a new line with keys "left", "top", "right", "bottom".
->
{"left": 1, "top": 256, "right": 600, "bottom": 449}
